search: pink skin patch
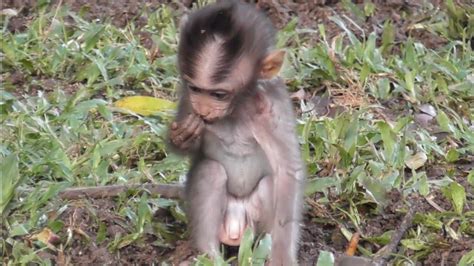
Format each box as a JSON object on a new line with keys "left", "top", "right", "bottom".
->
{"left": 218, "top": 197, "right": 259, "bottom": 246}
{"left": 219, "top": 222, "right": 243, "bottom": 246}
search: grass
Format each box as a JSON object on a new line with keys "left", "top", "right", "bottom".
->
{"left": 1, "top": 0, "right": 473, "bottom": 265}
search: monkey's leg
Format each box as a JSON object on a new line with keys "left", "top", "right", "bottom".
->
{"left": 270, "top": 172, "right": 303, "bottom": 266}
{"left": 249, "top": 175, "right": 274, "bottom": 231}
{"left": 186, "top": 159, "right": 228, "bottom": 256}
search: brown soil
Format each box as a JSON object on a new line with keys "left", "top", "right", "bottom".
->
{"left": 2, "top": 0, "right": 449, "bottom": 49}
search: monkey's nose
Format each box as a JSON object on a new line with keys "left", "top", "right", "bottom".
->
{"left": 198, "top": 109, "right": 210, "bottom": 118}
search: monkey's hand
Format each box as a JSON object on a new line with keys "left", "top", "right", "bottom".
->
{"left": 170, "top": 113, "right": 205, "bottom": 151}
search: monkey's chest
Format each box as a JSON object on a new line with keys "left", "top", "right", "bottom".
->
{"left": 202, "top": 130, "right": 272, "bottom": 197}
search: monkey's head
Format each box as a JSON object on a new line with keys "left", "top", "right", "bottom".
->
{"left": 177, "top": 1, "right": 285, "bottom": 122}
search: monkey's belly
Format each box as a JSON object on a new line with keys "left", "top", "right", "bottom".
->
{"left": 222, "top": 154, "right": 270, "bottom": 197}
{"left": 202, "top": 128, "right": 272, "bottom": 197}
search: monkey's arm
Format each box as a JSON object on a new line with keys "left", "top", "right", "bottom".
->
{"left": 168, "top": 94, "right": 204, "bottom": 155}
{"left": 251, "top": 79, "right": 305, "bottom": 265}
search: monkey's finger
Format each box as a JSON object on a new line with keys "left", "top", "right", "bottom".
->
{"left": 180, "top": 120, "right": 204, "bottom": 149}
{"left": 180, "top": 114, "right": 203, "bottom": 141}
{"left": 171, "top": 116, "right": 196, "bottom": 145}
{"left": 191, "top": 121, "right": 205, "bottom": 140}
{"left": 194, "top": 119, "right": 205, "bottom": 135}
{"left": 173, "top": 114, "right": 195, "bottom": 135}
{"left": 171, "top": 133, "right": 184, "bottom": 145}
{"left": 171, "top": 122, "right": 178, "bottom": 130}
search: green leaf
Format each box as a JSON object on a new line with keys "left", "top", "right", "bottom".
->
{"left": 48, "top": 220, "right": 64, "bottom": 233}
{"left": 414, "top": 214, "right": 443, "bottom": 230}
{"left": 459, "top": 249, "right": 474, "bottom": 266}
{"left": 73, "top": 99, "right": 108, "bottom": 117}
{"left": 304, "top": 177, "right": 339, "bottom": 196}
{"left": 84, "top": 24, "right": 106, "bottom": 52}
{"left": 96, "top": 221, "right": 107, "bottom": 244}
{"left": 401, "top": 238, "right": 426, "bottom": 251}
{"left": 360, "top": 63, "right": 370, "bottom": 83}
{"left": 393, "top": 116, "right": 412, "bottom": 133}
{"left": 468, "top": 171, "right": 474, "bottom": 187}
{"left": 76, "top": 62, "right": 100, "bottom": 84}
{"left": 436, "top": 110, "right": 456, "bottom": 133}
{"left": 0, "top": 154, "right": 20, "bottom": 215}
{"left": 364, "top": 2, "right": 376, "bottom": 17}
{"left": 375, "top": 78, "right": 391, "bottom": 100}
{"left": 26, "top": 183, "right": 67, "bottom": 212}
{"left": 238, "top": 228, "right": 254, "bottom": 266}
{"left": 252, "top": 234, "right": 272, "bottom": 263}
{"left": 404, "top": 71, "right": 416, "bottom": 101}
{"left": 442, "top": 182, "right": 466, "bottom": 214}
{"left": 10, "top": 223, "right": 30, "bottom": 237}
{"left": 365, "top": 230, "right": 393, "bottom": 245}
{"left": 329, "top": 16, "right": 360, "bottom": 47}
{"left": 316, "top": 250, "right": 335, "bottom": 266}
{"left": 343, "top": 116, "right": 359, "bottom": 154}
{"left": 445, "top": 148, "right": 459, "bottom": 162}
{"left": 136, "top": 193, "right": 151, "bottom": 233}
{"left": 0, "top": 38, "right": 17, "bottom": 64}
{"left": 341, "top": 0, "right": 365, "bottom": 22}
{"left": 418, "top": 174, "right": 429, "bottom": 196}
{"left": 381, "top": 20, "right": 395, "bottom": 54}
{"left": 358, "top": 173, "right": 388, "bottom": 205}
{"left": 377, "top": 121, "right": 396, "bottom": 162}
{"left": 194, "top": 255, "right": 215, "bottom": 266}
{"left": 98, "top": 104, "right": 113, "bottom": 121}
{"left": 114, "top": 233, "right": 140, "bottom": 249}
{"left": 91, "top": 144, "right": 101, "bottom": 169}
{"left": 12, "top": 242, "right": 40, "bottom": 263}
{"left": 99, "top": 140, "right": 126, "bottom": 156}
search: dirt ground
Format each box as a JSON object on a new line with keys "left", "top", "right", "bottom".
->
{"left": 1, "top": 0, "right": 471, "bottom": 265}
{"left": 2, "top": 0, "right": 449, "bottom": 49}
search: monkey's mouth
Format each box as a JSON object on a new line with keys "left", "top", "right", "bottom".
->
{"left": 203, "top": 117, "right": 217, "bottom": 124}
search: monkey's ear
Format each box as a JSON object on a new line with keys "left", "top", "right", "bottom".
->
{"left": 259, "top": 50, "right": 285, "bottom": 80}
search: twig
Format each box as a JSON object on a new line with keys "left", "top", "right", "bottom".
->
{"left": 424, "top": 194, "right": 446, "bottom": 212}
{"left": 58, "top": 184, "right": 184, "bottom": 200}
{"left": 371, "top": 203, "right": 418, "bottom": 266}
{"left": 345, "top": 232, "right": 361, "bottom": 256}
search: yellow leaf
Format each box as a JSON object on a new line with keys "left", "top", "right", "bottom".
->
{"left": 114, "top": 96, "right": 176, "bottom": 116}
{"left": 31, "top": 228, "right": 60, "bottom": 249}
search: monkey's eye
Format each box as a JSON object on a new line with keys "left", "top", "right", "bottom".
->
{"left": 209, "top": 91, "right": 229, "bottom": 100}
{"left": 189, "top": 85, "right": 202, "bottom": 93}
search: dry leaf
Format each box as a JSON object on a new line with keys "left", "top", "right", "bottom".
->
{"left": 31, "top": 228, "right": 61, "bottom": 249}
{"left": 419, "top": 104, "right": 436, "bottom": 117}
{"left": 405, "top": 152, "right": 428, "bottom": 170}
{"left": 290, "top": 89, "right": 306, "bottom": 101}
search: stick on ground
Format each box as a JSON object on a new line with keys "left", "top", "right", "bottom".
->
{"left": 58, "top": 184, "right": 185, "bottom": 200}
{"left": 371, "top": 202, "right": 418, "bottom": 266}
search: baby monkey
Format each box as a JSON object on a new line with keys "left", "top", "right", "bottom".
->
{"left": 169, "top": 1, "right": 305, "bottom": 265}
